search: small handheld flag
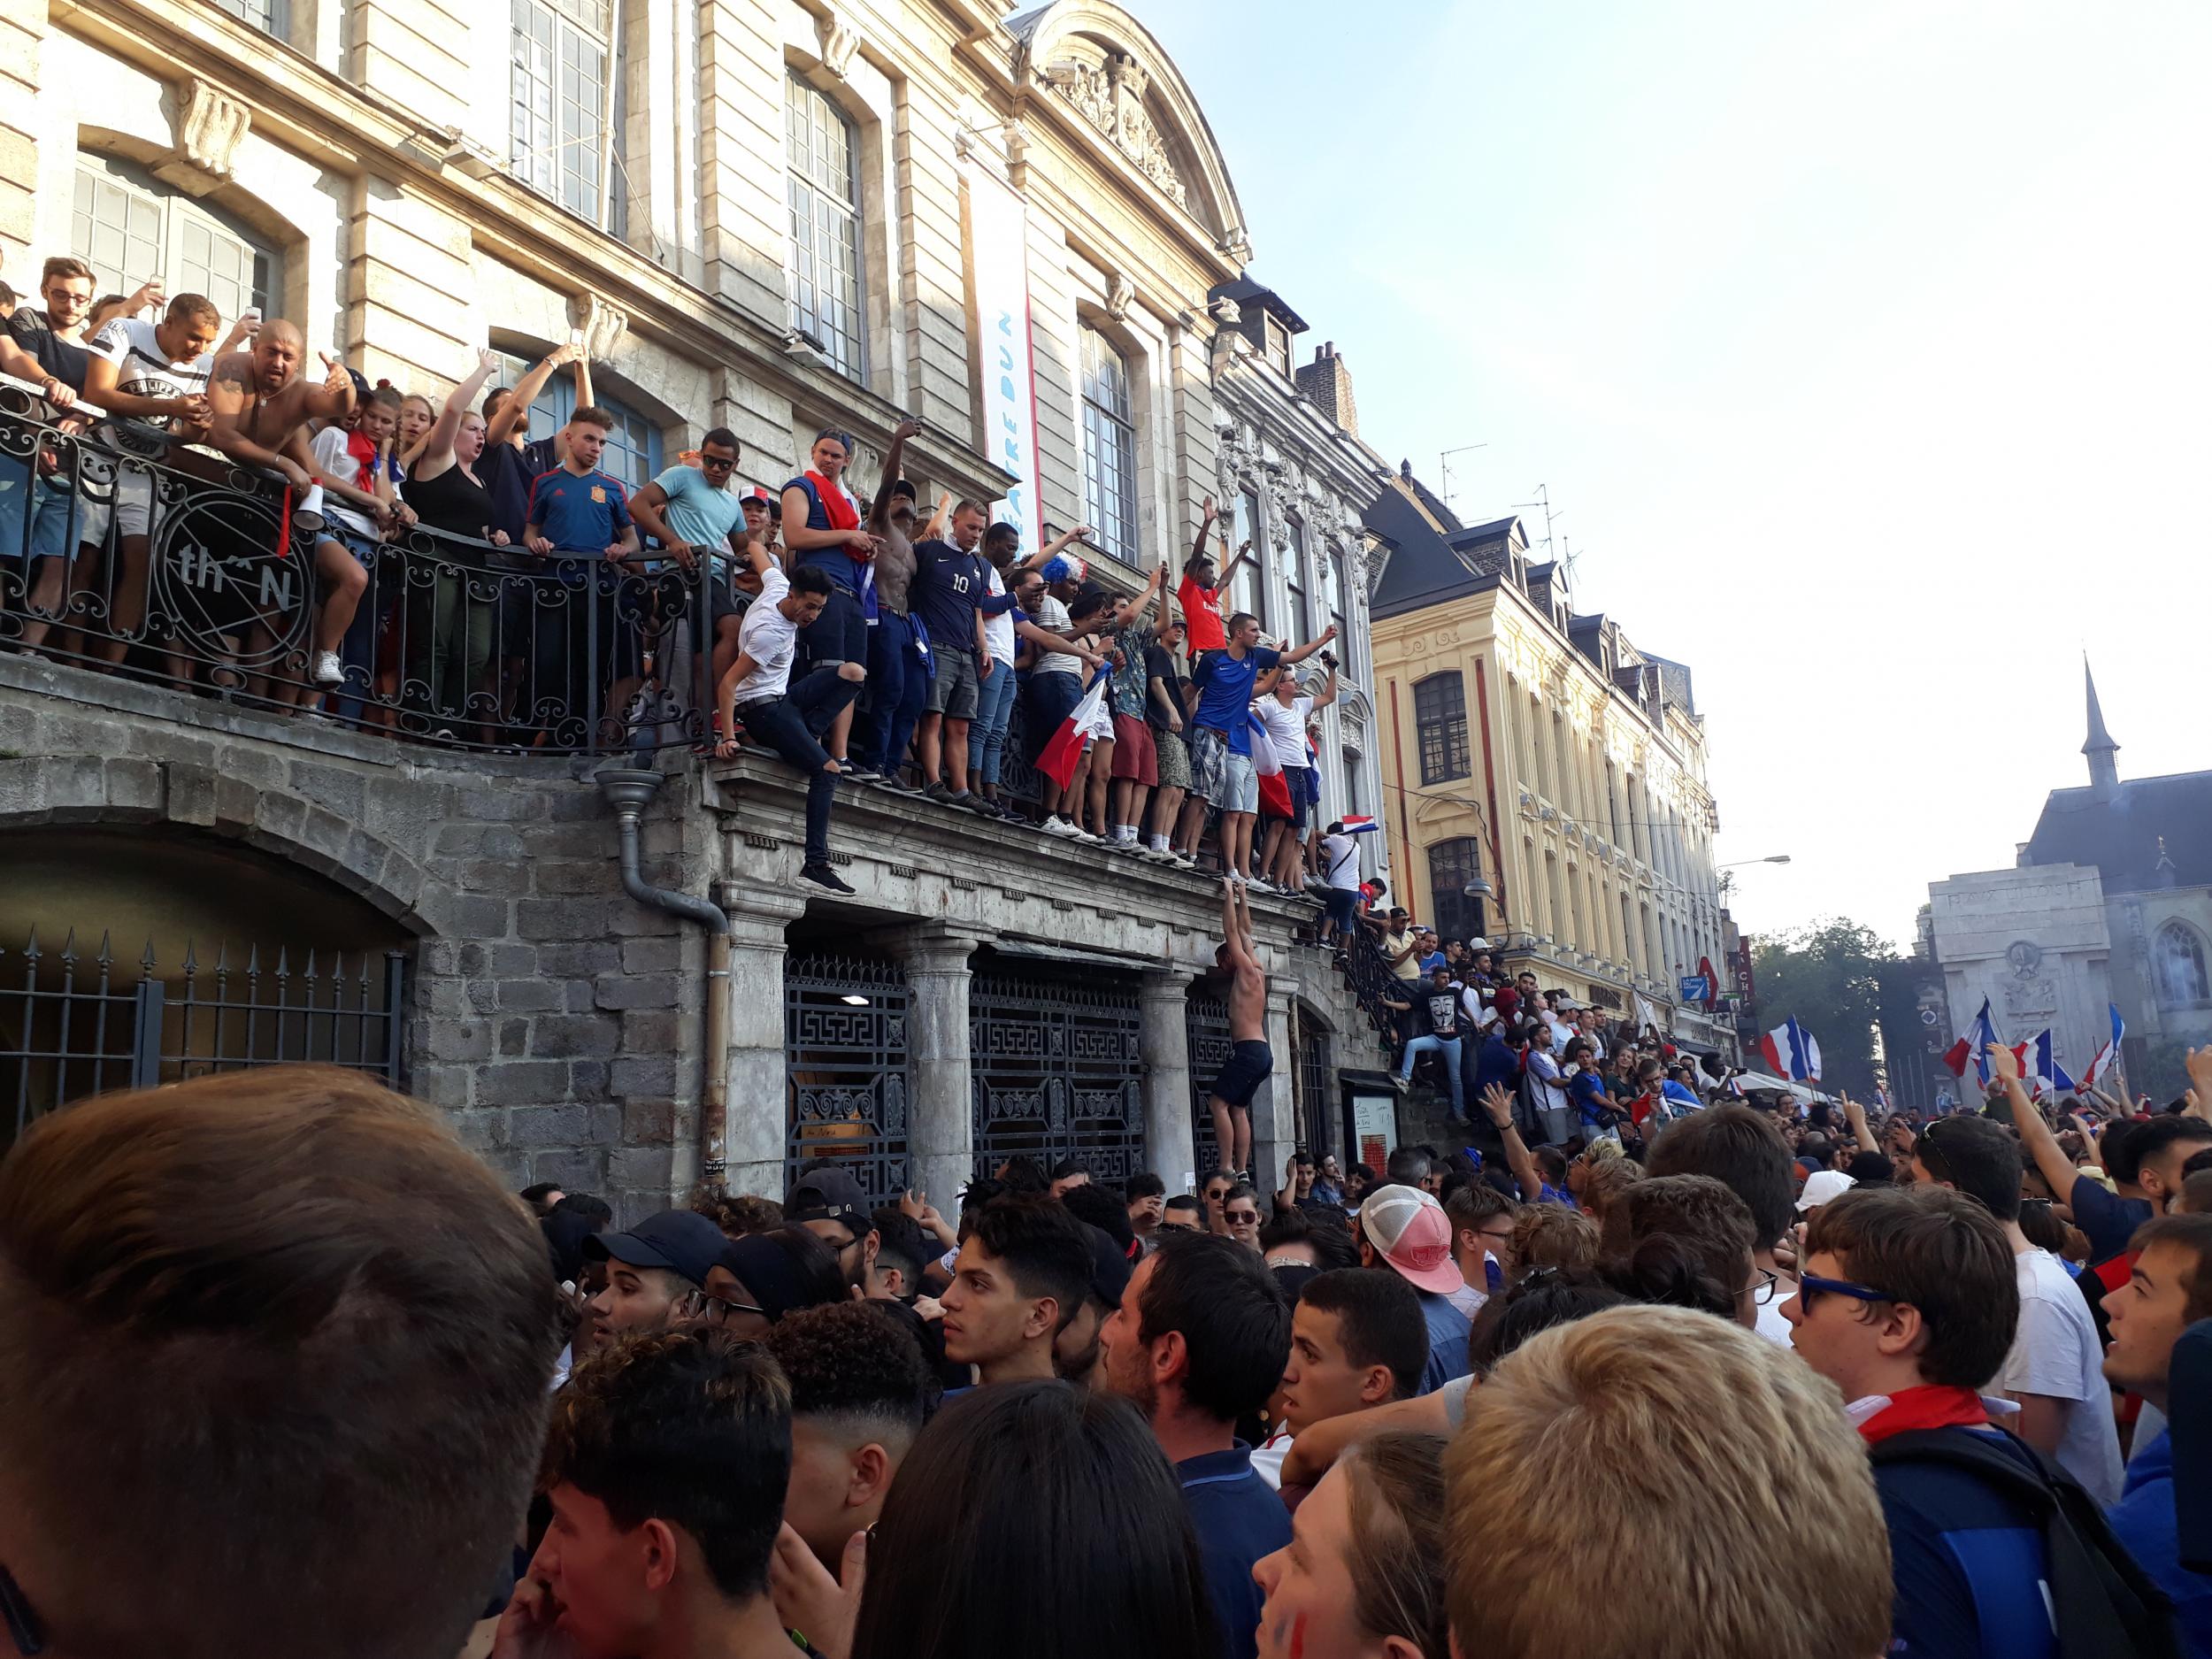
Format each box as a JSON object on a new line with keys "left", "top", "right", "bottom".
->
{"left": 1338, "top": 814, "right": 1380, "bottom": 835}
{"left": 2081, "top": 1004, "right": 2125, "bottom": 1091}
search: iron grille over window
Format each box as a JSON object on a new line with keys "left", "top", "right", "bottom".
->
{"left": 1427, "top": 838, "right": 1486, "bottom": 946}
{"left": 786, "top": 76, "right": 864, "bottom": 378}
{"left": 972, "top": 968, "right": 1145, "bottom": 1184}
{"left": 510, "top": 0, "right": 611, "bottom": 223}
{"left": 1414, "top": 672, "right": 1471, "bottom": 784}
{"left": 1185, "top": 987, "right": 1228, "bottom": 1177}
{"left": 784, "top": 956, "right": 910, "bottom": 1199}
{"left": 1079, "top": 325, "right": 1139, "bottom": 565}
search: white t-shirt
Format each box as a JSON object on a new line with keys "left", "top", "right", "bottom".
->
{"left": 732, "top": 566, "right": 799, "bottom": 703}
{"left": 1032, "top": 593, "right": 1081, "bottom": 677}
{"left": 310, "top": 423, "right": 388, "bottom": 538}
{"left": 1755, "top": 1285, "right": 1795, "bottom": 1348}
{"left": 1320, "top": 832, "right": 1362, "bottom": 891}
{"left": 1995, "top": 1248, "right": 2124, "bottom": 1506}
{"left": 1525, "top": 1047, "right": 1569, "bottom": 1116}
{"left": 1250, "top": 1425, "right": 1294, "bottom": 1491}
{"left": 88, "top": 316, "right": 211, "bottom": 446}
{"left": 981, "top": 565, "right": 1016, "bottom": 664}
{"left": 1256, "top": 695, "right": 1310, "bottom": 768}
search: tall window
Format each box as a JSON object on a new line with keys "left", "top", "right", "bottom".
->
{"left": 787, "top": 77, "right": 864, "bottom": 378}
{"left": 1285, "top": 515, "right": 1312, "bottom": 645}
{"left": 72, "top": 157, "right": 280, "bottom": 325}
{"left": 1428, "top": 839, "right": 1486, "bottom": 946}
{"left": 1321, "top": 545, "right": 1348, "bottom": 670}
{"left": 2156, "top": 923, "right": 2210, "bottom": 1009}
{"left": 1228, "top": 487, "right": 1264, "bottom": 629}
{"left": 208, "top": 0, "right": 284, "bottom": 34}
{"left": 511, "top": 0, "right": 611, "bottom": 222}
{"left": 1079, "top": 324, "right": 1139, "bottom": 565}
{"left": 1340, "top": 747, "right": 1362, "bottom": 817}
{"left": 493, "top": 349, "right": 662, "bottom": 493}
{"left": 1413, "top": 672, "right": 1470, "bottom": 785}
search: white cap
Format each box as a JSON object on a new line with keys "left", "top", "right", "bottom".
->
{"left": 1796, "top": 1170, "right": 1856, "bottom": 1212}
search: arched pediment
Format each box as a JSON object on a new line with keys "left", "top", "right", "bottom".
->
{"left": 1008, "top": 2, "right": 1248, "bottom": 254}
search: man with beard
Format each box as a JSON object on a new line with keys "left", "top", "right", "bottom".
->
{"left": 1053, "top": 1220, "right": 1135, "bottom": 1388}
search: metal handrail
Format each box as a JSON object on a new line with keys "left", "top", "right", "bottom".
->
{"left": 0, "top": 387, "right": 711, "bottom": 754}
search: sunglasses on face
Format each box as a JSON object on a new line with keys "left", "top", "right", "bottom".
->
{"left": 1227, "top": 1209, "right": 1261, "bottom": 1225}
{"left": 1794, "top": 1272, "right": 1897, "bottom": 1314}
{"left": 699, "top": 453, "right": 737, "bottom": 472}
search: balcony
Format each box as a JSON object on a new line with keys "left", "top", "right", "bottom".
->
{"left": 0, "top": 393, "right": 711, "bottom": 757}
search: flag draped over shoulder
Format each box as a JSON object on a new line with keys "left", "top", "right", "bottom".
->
{"left": 1038, "top": 665, "right": 1112, "bottom": 792}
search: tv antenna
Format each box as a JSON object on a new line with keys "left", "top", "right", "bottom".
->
{"left": 1438, "top": 442, "right": 1486, "bottom": 515}
{"left": 1512, "top": 483, "right": 1562, "bottom": 557}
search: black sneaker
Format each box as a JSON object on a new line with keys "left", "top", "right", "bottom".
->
{"left": 923, "top": 780, "right": 956, "bottom": 803}
{"left": 841, "top": 764, "right": 880, "bottom": 784}
{"left": 799, "top": 863, "right": 856, "bottom": 895}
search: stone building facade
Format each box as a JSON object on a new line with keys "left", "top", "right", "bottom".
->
{"left": 1363, "top": 481, "right": 1732, "bottom": 1056}
{"left": 0, "top": 0, "right": 1387, "bottom": 1207}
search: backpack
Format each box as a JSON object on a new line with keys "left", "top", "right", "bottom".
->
{"left": 1868, "top": 1427, "right": 2178, "bottom": 1659}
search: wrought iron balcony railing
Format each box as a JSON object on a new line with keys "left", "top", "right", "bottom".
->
{"left": 0, "top": 387, "right": 710, "bottom": 754}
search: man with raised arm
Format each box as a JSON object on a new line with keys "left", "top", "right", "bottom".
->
{"left": 1208, "top": 876, "right": 1271, "bottom": 1182}
{"left": 1188, "top": 612, "right": 1336, "bottom": 887}
{"left": 1175, "top": 495, "right": 1250, "bottom": 660}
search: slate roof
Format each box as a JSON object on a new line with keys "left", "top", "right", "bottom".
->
{"left": 2024, "top": 771, "right": 2212, "bottom": 893}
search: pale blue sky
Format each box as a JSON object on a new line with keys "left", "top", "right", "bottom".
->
{"left": 1144, "top": 2, "right": 2211, "bottom": 947}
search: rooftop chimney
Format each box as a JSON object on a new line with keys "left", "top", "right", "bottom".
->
{"left": 1296, "top": 341, "right": 1359, "bottom": 437}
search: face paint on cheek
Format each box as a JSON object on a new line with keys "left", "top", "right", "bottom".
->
{"left": 1289, "top": 1611, "right": 1306, "bottom": 1659}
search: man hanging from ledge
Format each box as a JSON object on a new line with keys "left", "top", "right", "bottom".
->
{"left": 711, "top": 535, "right": 856, "bottom": 895}
{"left": 1209, "top": 875, "right": 1272, "bottom": 1183}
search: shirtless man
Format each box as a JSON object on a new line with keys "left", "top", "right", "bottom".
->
{"left": 204, "top": 321, "right": 364, "bottom": 700}
{"left": 856, "top": 417, "right": 924, "bottom": 781}
{"left": 1208, "top": 876, "right": 1272, "bottom": 1181}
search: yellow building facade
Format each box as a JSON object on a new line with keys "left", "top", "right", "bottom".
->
{"left": 1366, "top": 488, "right": 1734, "bottom": 1054}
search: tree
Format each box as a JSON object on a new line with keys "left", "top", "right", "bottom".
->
{"left": 1749, "top": 918, "right": 1900, "bottom": 1101}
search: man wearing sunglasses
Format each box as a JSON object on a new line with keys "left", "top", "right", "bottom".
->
{"left": 1784, "top": 1184, "right": 2160, "bottom": 1659}
{"left": 629, "top": 427, "right": 757, "bottom": 696}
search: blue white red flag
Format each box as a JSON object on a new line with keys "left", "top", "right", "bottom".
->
{"left": 1037, "top": 665, "right": 1111, "bottom": 791}
{"left": 1340, "top": 815, "right": 1381, "bottom": 834}
{"left": 2081, "top": 1004, "right": 2124, "bottom": 1091}
{"left": 1759, "top": 1018, "right": 1823, "bottom": 1083}
{"left": 2015, "top": 1029, "right": 2078, "bottom": 1101}
{"left": 1941, "top": 998, "right": 2000, "bottom": 1083}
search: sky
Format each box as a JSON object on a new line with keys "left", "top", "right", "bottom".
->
{"left": 1141, "top": 2, "right": 2211, "bottom": 949}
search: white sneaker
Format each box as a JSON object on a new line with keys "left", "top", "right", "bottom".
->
{"left": 311, "top": 650, "right": 344, "bottom": 687}
{"left": 1172, "top": 852, "right": 1197, "bottom": 870}
{"left": 1042, "top": 815, "right": 1080, "bottom": 838}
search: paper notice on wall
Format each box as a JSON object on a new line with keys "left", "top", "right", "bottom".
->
{"left": 961, "top": 157, "right": 1041, "bottom": 555}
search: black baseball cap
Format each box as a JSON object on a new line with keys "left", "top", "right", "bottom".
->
{"left": 785, "top": 1168, "right": 875, "bottom": 1238}
{"left": 581, "top": 1209, "right": 729, "bottom": 1290}
{"left": 1079, "top": 1221, "right": 1132, "bottom": 1309}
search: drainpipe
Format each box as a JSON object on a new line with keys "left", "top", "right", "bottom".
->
{"left": 595, "top": 768, "right": 732, "bottom": 1181}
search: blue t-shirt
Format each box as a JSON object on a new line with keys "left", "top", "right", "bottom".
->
{"left": 1178, "top": 1446, "right": 1292, "bottom": 1659}
{"left": 1873, "top": 1426, "right": 2057, "bottom": 1659}
{"left": 910, "top": 537, "right": 992, "bottom": 647}
{"left": 2108, "top": 1428, "right": 2212, "bottom": 1659}
{"left": 1190, "top": 646, "right": 1279, "bottom": 755}
{"left": 1416, "top": 1287, "right": 1473, "bottom": 1392}
{"left": 2069, "top": 1173, "right": 2152, "bottom": 1267}
{"left": 1571, "top": 1069, "right": 1611, "bottom": 1127}
{"left": 526, "top": 468, "right": 631, "bottom": 554}
{"left": 782, "top": 473, "right": 864, "bottom": 588}
{"left": 650, "top": 464, "right": 744, "bottom": 572}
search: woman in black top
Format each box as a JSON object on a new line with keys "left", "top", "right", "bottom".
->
{"left": 401, "top": 349, "right": 508, "bottom": 733}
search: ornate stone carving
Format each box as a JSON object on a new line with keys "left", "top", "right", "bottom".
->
{"left": 1105, "top": 270, "right": 1135, "bottom": 322}
{"left": 566, "top": 294, "right": 629, "bottom": 363}
{"left": 814, "top": 9, "right": 862, "bottom": 79}
{"left": 154, "top": 78, "right": 250, "bottom": 197}
{"left": 1041, "top": 52, "right": 1188, "bottom": 207}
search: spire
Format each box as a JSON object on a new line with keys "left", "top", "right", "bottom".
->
{"left": 2082, "top": 655, "right": 2119, "bottom": 800}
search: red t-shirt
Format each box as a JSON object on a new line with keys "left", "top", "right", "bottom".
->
{"left": 1177, "top": 572, "right": 1225, "bottom": 652}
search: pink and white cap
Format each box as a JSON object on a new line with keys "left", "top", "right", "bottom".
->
{"left": 1359, "top": 1184, "right": 1464, "bottom": 1295}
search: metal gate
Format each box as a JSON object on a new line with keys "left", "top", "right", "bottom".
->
{"left": 971, "top": 968, "right": 1144, "bottom": 1183}
{"left": 2, "top": 928, "right": 406, "bottom": 1141}
{"left": 1185, "top": 984, "right": 1228, "bottom": 1177}
{"left": 784, "top": 955, "right": 910, "bottom": 1201}
{"left": 1294, "top": 1010, "right": 1336, "bottom": 1161}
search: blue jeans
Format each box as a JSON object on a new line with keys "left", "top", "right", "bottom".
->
{"left": 859, "top": 611, "right": 928, "bottom": 776}
{"left": 0, "top": 461, "right": 77, "bottom": 567}
{"left": 969, "top": 654, "right": 1017, "bottom": 786}
{"left": 736, "top": 663, "right": 864, "bottom": 863}
{"left": 1399, "top": 1034, "right": 1465, "bottom": 1115}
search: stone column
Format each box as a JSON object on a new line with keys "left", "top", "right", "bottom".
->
{"left": 715, "top": 886, "right": 808, "bottom": 1199}
{"left": 899, "top": 924, "right": 990, "bottom": 1206}
{"left": 1250, "top": 981, "right": 1299, "bottom": 1188}
{"left": 1141, "top": 968, "right": 1199, "bottom": 1191}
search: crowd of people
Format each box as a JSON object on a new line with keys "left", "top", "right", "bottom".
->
{"left": 4, "top": 1047, "right": 2208, "bottom": 1659}
{"left": 3, "top": 257, "right": 1364, "bottom": 901}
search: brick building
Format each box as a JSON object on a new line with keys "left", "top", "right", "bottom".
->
{"left": 0, "top": 0, "right": 1382, "bottom": 1212}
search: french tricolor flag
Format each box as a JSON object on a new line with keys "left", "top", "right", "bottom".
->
{"left": 2081, "top": 1004, "right": 2124, "bottom": 1091}
{"left": 1941, "top": 998, "right": 1999, "bottom": 1082}
{"left": 1759, "top": 1018, "right": 1822, "bottom": 1083}
{"left": 2007, "top": 1029, "right": 2077, "bottom": 1101}
{"left": 1248, "top": 710, "right": 1294, "bottom": 819}
{"left": 1037, "top": 665, "right": 1112, "bottom": 791}
{"left": 1340, "top": 815, "right": 1380, "bottom": 835}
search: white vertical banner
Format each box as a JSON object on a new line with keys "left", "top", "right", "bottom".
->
{"left": 960, "top": 157, "right": 1042, "bottom": 554}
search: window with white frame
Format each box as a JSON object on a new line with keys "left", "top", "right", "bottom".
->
{"left": 511, "top": 0, "right": 611, "bottom": 225}
{"left": 72, "top": 157, "right": 280, "bottom": 326}
{"left": 207, "top": 0, "right": 286, "bottom": 35}
{"left": 492, "top": 349, "right": 662, "bottom": 494}
{"left": 1285, "top": 514, "right": 1312, "bottom": 645}
{"left": 1079, "top": 323, "right": 1139, "bottom": 566}
{"left": 786, "top": 76, "right": 864, "bottom": 378}
{"left": 1229, "top": 486, "right": 1264, "bottom": 629}
{"left": 1321, "top": 543, "right": 1350, "bottom": 672}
